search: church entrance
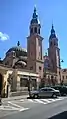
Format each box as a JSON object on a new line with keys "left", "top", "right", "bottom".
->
{"left": 0, "top": 74, "right": 3, "bottom": 95}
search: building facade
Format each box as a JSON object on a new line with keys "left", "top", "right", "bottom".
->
{"left": 61, "top": 69, "right": 67, "bottom": 85}
{"left": 0, "top": 64, "right": 39, "bottom": 97}
{"left": 0, "top": 6, "right": 64, "bottom": 97}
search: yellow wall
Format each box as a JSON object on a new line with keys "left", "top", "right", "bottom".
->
{"left": 0, "top": 65, "right": 39, "bottom": 96}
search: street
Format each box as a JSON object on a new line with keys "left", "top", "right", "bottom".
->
{"left": 0, "top": 96, "right": 67, "bottom": 119}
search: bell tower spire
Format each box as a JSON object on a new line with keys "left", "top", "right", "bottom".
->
{"left": 49, "top": 24, "right": 58, "bottom": 47}
{"left": 51, "top": 23, "right": 55, "bottom": 34}
{"left": 30, "top": 5, "right": 41, "bottom": 35}
{"left": 33, "top": 5, "right": 37, "bottom": 19}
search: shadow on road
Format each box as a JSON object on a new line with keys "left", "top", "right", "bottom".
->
{"left": 27, "top": 96, "right": 57, "bottom": 99}
{"left": 48, "top": 111, "right": 67, "bottom": 119}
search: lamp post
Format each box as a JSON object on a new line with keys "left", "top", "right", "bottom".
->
{"left": 59, "top": 59, "right": 64, "bottom": 84}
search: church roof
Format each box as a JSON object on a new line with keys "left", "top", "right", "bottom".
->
{"left": 7, "top": 46, "right": 27, "bottom": 53}
{"left": 6, "top": 41, "right": 27, "bottom": 57}
{"left": 49, "top": 24, "right": 56, "bottom": 39}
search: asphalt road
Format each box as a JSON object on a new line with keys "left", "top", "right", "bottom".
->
{"left": 0, "top": 96, "right": 67, "bottom": 119}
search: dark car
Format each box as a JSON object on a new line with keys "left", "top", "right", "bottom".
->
{"left": 51, "top": 85, "right": 67, "bottom": 96}
{"left": 29, "top": 87, "right": 60, "bottom": 98}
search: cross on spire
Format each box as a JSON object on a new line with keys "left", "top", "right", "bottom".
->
{"left": 51, "top": 23, "right": 55, "bottom": 35}
{"left": 17, "top": 41, "right": 20, "bottom": 46}
{"left": 34, "top": 5, "right": 36, "bottom": 13}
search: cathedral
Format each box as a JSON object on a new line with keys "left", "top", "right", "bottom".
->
{"left": 0, "top": 6, "right": 62, "bottom": 97}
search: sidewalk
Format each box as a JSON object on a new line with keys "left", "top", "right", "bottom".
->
{"left": 2, "top": 94, "right": 29, "bottom": 102}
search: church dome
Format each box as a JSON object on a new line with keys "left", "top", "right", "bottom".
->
{"left": 6, "top": 41, "right": 27, "bottom": 57}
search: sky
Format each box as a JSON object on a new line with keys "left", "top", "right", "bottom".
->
{"left": 0, "top": 0, "right": 67, "bottom": 68}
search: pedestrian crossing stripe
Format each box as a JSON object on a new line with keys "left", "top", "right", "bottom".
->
{"left": 19, "top": 97, "right": 65, "bottom": 104}
{"left": 0, "top": 105, "right": 19, "bottom": 110}
{"left": 0, "top": 101, "right": 29, "bottom": 111}
{"left": 34, "top": 99, "right": 47, "bottom": 104}
{"left": 41, "top": 99, "right": 51, "bottom": 103}
{"left": 27, "top": 99, "right": 34, "bottom": 102}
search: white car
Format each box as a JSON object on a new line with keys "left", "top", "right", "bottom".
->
{"left": 29, "top": 87, "right": 60, "bottom": 98}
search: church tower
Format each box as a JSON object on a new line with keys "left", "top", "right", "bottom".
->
{"left": 27, "top": 6, "right": 44, "bottom": 79}
{"left": 48, "top": 24, "right": 60, "bottom": 83}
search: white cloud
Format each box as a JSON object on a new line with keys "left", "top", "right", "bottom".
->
{"left": 0, "top": 32, "right": 9, "bottom": 41}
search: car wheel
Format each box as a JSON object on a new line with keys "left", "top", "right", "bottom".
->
{"left": 52, "top": 93, "right": 57, "bottom": 98}
{"left": 34, "top": 94, "right": 38, "bottom": 98}
{"left": 63, "top": 93, "right": 67, "bottom": 96}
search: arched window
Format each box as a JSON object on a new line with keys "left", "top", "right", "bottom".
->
{"left": 38, "top": 28, "right": 40, "bottom": 34}
{"left": 30, "top": 28, "right": 33, "bottom": 34}
{"left": 34, "top": 27, "right": 37, "bottom": 33}
{"left": 50, "top": 41, "right": 52, "bottom": 46}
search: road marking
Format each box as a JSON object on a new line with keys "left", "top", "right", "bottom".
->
{"left": 58, "top": 97, "right": 65, "bottom": 99}
{"left": 19, "top": 99, "right": 24, "bottom": 102}
{"left": 19, "top": 108, "right": 29, "bottom": 112}
{"left": 34, "top": 99, "right": 47, "bottom": 104}
{"left": 46, "top": 99, "right": 56, "bottom": 102}
{"left": 26, "top": 97, "right": 66, "bottom": 104}
{"left": 1, "top": 107, "right": 19, "bottom": 111}
{"left": 55, "top": 98, "right": 63, "bottom": 101}
{"left": 0, "top": 101, "right": 29, "bottom": 112}
{"left": 41, "top": 99, "right": 51, "bottom": 103}
{"left": 0, "top": 105, "right": 19, "bottom": 110}
{"left": 0, "top": 105, "right": 29, "bottom": 111}
{"left": 28, "top": 99, "right": 34, "bottom": 102}
{"left": 0, "top": 108, "right": 30, "bottom": 118}
{"left": 8, "top": 101, "right": 22, "bottom": 108}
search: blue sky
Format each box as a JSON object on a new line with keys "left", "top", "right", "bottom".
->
{"left": 0, "top": 0, "right": 67, "bottom": 68}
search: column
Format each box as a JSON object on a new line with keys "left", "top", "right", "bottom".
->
{"left": 36, "top": 77, "right": 40, "bottom": 89}
{"left": 17, "top": 76, "right": 20, "bottom": 91}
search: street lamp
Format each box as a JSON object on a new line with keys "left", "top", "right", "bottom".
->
{"left": 59, "top": 59, "right": 64, "bottom": 84}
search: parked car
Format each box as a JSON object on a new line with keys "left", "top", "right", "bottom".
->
{"left": 29, "top": 87, "right": 60, "bottom": 98}
{"left": 51, "top": 85, "right": 67, "bottom": 96}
